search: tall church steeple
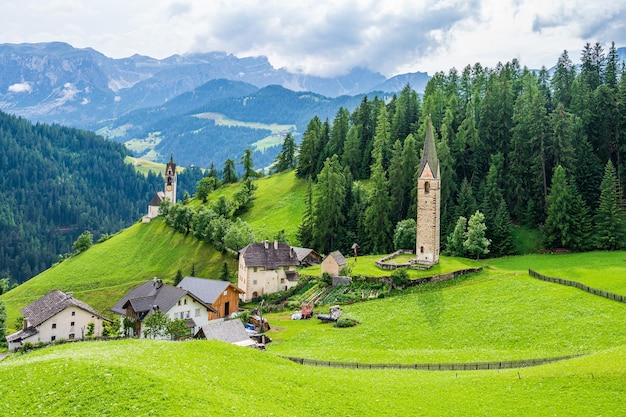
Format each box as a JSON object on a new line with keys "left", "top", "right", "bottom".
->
{"left": 416, "top": 116, "right": 441, "bottom": 265}
{"left": 164, "top": 154, "right": 177, "bottom": 204}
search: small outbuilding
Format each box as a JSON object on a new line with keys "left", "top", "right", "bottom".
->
{"left": 321, "top": 251, "right": 348, "bottom": 277}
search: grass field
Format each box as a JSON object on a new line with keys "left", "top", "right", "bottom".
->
{"left": 125, "top": 156, "right": 166, "bottom": 176}
{"left": 0, "top": 329, "right": 624, "bottom": 416}
{"left": 302, "top": 254, "right": 480, "bottom": 278}
{"left": 0, "top": 219, "right": 237, "bottom": 332}
{"left": 266, "top": 269, "right": 626, "bottom": 363}
{"left": 484, "top": 251, "right": 626, "bottom": 295}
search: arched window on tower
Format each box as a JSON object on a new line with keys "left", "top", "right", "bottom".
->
{"left": 424, "top": 182, "right": 430, "bottom": 194}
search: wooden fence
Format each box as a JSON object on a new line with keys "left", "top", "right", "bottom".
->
{"left": 528, "top": 269, "right": 626, "bottom": 304}
{"left": 280, "top": 353, "right": 584, "bottom": 371}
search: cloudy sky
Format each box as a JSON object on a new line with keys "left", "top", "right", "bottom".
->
{"left": 1, "top": 0, "right": 625, "bottom": 77}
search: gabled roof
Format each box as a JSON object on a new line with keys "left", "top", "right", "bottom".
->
{"left": 20, "top": 289, "right": 105, "bottom": 328}
{"left": 196, "top": 318, "right": 255, "bottom": 346}
{"left": 111, "top": 280, "right": 216, "bottom": 316}
{"left": 177, "top": 277, "right": 243, "bottom": 305}
{"left": 6, "top": 327, "right": 37, "bottom": 343}
{"left": 419, "top": 116, "right": 439, "bottom": 179}
{"left": 239, "top": 241, "right": 300, "bottom": 269}
{"left": 148, "top": 191, "right": 165, "bottom": 207}
{"left": 290, "top": 247, "right": 320, "bottom": 262}
{"left": 327, "top": 251, "right": 347, "bottom": 266}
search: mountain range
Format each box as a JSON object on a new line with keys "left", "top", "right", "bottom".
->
{"left": 0, "top": 42, "right": 431, "bottom": 167}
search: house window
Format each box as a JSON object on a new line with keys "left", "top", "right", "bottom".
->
{"left": 253, "top": 267, "right": 257, "bottom": 272}
{"left": 185, "top": 311, "right": 190, "bottom": 318}
{"left": 70, "top": 321, "right": 75, "bottom": 327}
{"left": 195, "top": 308, "right": 201, "bottom": 317}
{"left": 180, "top": 312, "right": 184, "bottom": 319}
{"left": 253, "top": 280, "right": 257, "bottom": 285}
{"left": 69, "top": 334, "right": 75, "bottom": 340}
{"left": 420, "top": 246, "right": 424, "bottom": 254}
{"left": 71, "top": 311, "right": 76, "bottom": 316}
{"left": 178, "top": 300, "right": 181, "bottom": 306}
{"left": 51, "top": 336, "right": 56, "bottom": 341}
{"left": 184, "top": 298, "right": 187, "bottom": 305}
{"left": 223, "top": 291, "right": 228, "bottom": 296}
{"left": 52, "top": 323, "right": 57, "bottom": 329}
{"left": 281, "top": 278, "right": 285, "bottom": 283}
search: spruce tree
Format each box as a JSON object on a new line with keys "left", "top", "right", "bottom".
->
{"left": 272, "top": 133, "right": 297, "bottom": 173}
{"left": 595, "top": 160, "right": 626, "bottom": 250}
{"left": 491, "top": 201, "right": 515, "bottom": 257}
{"left": 296, "top": 181, "right": 314, "bottom": 248}
{"left": 544, "top": 165, "right": 572, "bottom": 249}
{"left": 312, "top": 155, "right": 346, "bottom": 254}
{"left": 445, "top": 216, "right": 467, "bottom": 257}
{"left": 364, "top": 159, "right": 393, "bottom": 254}
{"left": 464, "top": 210, "right": 490, "bottom": 260}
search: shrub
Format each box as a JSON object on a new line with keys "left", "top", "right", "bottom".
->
{"left": 20, "top": 342, "right": 34, "bottom": 353}
{"left": 335, "top": 317, "right": 358, "bottom": 328}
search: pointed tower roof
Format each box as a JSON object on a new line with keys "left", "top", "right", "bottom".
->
{"left": 419, "top": 116, "right": 439, "bottom": 179}
{"left": 166, "top": 154, "right": 176, "bottom": 174}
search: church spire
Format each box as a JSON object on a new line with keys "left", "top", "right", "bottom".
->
{"left": 419, "top": 116, "right": 439, "bottom": 179}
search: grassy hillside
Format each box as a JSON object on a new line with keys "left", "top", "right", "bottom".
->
{"left": 0, "top": 219, "right": 237, "bottom": 331}
{"left": 206, "top": 170, "right": 308, "bottom": 242}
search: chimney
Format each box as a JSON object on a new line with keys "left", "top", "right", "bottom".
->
{"left": 290, "top": 247, "right": 294, "bottom": 258}
{"left": 274, "top": 240, "right": 279, "bottom": 250}
{"left": 264, "top": 240, "right": 269, "bottom": 249}
{"left": 23, "top": 317, "right": 28, "bottom": 330}
{"left": 66, "top": 292, "right": 73, "bottom": 299}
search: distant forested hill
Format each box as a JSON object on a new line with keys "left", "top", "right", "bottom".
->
{"left": 0, "top": 111, "right": 163, "bottom": 284}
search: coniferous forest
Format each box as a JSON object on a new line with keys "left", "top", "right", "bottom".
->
{"left": 0, "top": 111, "right": 167, "bottom": 284}
{"left": 291, "top": 42, "right": 626, "bottom": 257}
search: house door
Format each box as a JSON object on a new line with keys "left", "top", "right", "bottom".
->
{"left": 224, "top": 301, "right": 230, "bottom": 317}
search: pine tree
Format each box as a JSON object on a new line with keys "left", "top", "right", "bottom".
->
{"left": 544, "top": 165, "right": 572, "bottom": 249}
{"left": 312, "top": 155, "right": 347, "bottom": 254}
{"left": 222, "top": 158, "right": 237, "bottom": 184}
{"left": 219, "top": 262, "right": 230, "bottom": 281}
{"left": 445, "top": 216, "right": 467, "bottom": 257}
{"left": 464, "top": 210, "right": 490, "bottom": 260}
{"left": 364, "top": 158, "right": 393, "bottom": 254}
{"left": 296, "top": 181, "right": 314, "bottom": 247}
{"left": 595, "top": 160, "right": 626, "bottom": 250}
{"left": 272, "top": 133, "right": 297, "bottom": 173}
{"left": 491, "top": 201, "right": 515, "bottom": 257}
{"left": 388, "top": 139, "right": 406, "bottom": 225}
{"left": 296, "top": 116, "right": 322, "bottom": 179}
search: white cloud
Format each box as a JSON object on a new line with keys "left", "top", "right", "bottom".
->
{"left": 8, "top": 82, "right": 32, "bottom": 93}
{"left": 0, "top": 0, "right": 625, "bottom": 77}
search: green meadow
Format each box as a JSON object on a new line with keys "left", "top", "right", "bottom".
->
{"left": 0, "top": 220, "right": 237, "bottom": 332}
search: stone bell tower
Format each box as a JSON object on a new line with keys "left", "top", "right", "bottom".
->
{"left": 164, "top": 155, "right": 177, "bottom": 204}
{"left": 416, "top": 116, "right": 440, "bottom": 265}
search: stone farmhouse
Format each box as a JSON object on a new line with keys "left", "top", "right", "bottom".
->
{"left": 321, "top": 250, "right": 348, "bottom": 276}
{"left": 177, "top": 276, "right": 244, "bottom": 320}
{"left": 6, "top": 290, "right": 109, "bottom": 351}
{"left": 238, "top": 240, "right": 301, "bottom": 301}
{"left": 111, "top": 279, "right": 216, "bottom": 338}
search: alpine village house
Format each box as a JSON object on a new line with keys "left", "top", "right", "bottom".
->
{"left": 6, "top": 290, "right": 110, "bottom": 351}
